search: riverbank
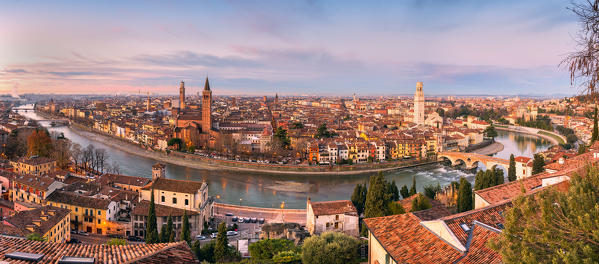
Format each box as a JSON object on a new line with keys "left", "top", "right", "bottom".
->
{"left": 470, "top": 142, "right": 504, "bottom": 155}
{"left": 68, "top": 122, "right": 439, "bottom": 176}
{"left": 494, "top": 125, "right": 565, "bottom": 146}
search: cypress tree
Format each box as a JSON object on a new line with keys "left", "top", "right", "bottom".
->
{"left": 166, "top": 215, "right": 174, "bottom": 242}
{"left": 474, "top": 170, "right": 484, "bottom": 190}
{"left": 364, "top": 173, "right": 388, "bottom": 218}
{"left": 214, "top": 222, "right": 229, "bottom": 262}
{"left": 508, "top": 154, "right": 517, "bottom": 182}
{"left": 180, "top": 211, "right": 191, "bottom": 245}
{"left": 409, "top": 176, "right": 417, "bottom": 196}
{"left": 593, "top": 107, "right": 598, "bottom": 142}
{"left": 495, "top": 168, "right": 504, "bottom": 185}
{"left": 457, "top": 177, "right": 473, "bottom": 213}
{"left": 145, "top": 189, "right": 159, "bottom": 244}
{"left": 400, "top": 185, "right": 409, "bottom": 199}
{"left": 160, "top": 223, "right": 169, "bottom": 243}
{"left": 351, "top": 183, "right": 367, "bottom": 215}
{"left": 532, "top": 154, "right": 545, "bottom": 174}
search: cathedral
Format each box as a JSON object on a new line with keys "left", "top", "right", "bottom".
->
{"left": 173, "top": 77, "right": 219, "bottom": 149}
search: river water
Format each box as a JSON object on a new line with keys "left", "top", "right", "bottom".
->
{"left": 15, "top": 108, "right": 552, "bottom": 209}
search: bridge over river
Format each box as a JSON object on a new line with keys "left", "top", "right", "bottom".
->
{"left": 438, "top": 151, "right": 510, "bottom": 170}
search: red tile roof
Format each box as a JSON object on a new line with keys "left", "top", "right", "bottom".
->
{"left": 364, "top": 213, "right": 463, "bottom": 263}
{"left": 141, "top": 178, "right": 206, "bottom": 194}
{"left": 455, "top": 223, "right": 502, "bottom": 264}
{"left": 0, "top": 237, "right": 198, "bottom": 263}
{"left": 439, "top": 201, "right": 510, "bottom": 245}
{"left": 309, "top": 200, "right": 357, "bottom": 216}
{"left": 474, "top": 175, "right": 542, "bottom": 205}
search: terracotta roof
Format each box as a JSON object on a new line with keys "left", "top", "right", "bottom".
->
{"left": 0, "top": 237, "right": 198, "bottom": 263}
{"left": 309, "top": 200, "right": 357, "bottom": 216}
{"left": 131, "top": 200, "right": 198, "bottom": 217}
{"left": 398, "top": 194, "right": 451, "bottom": 221}
{"left": 13, "top": 156, "right": 55, "bottom": 166}
{"left": 141, "top": 178, "right": 206, "bottom": 194}
{"left": 97, "top": 173, "right": 151, "bottom": 187}
{"left": 474, "top": 175, "right": 542, "bottom": 205}
{"left": 4, "top": 206, "right": 70, "bottom": 237}
{"left": 46, "top": 190, "right": 111, "bottom": 209}
{"left": 514, "top": 156, "right": 531, "bottom": 163}
{"left": 12, "top": 174, "right": 58, "bottom": 191}
{"left": 439, "top": 201, "right": 510, "bottom": 245}
{"left": 364, "top": 213, "right": 463, "bottom": 263}
{"left": 454, "top": 223, "right": 502, "bottom": 264}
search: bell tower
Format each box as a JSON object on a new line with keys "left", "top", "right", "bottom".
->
{"left": 179, "top": 81, "right": 186, "bottom": 110}
{"left": 202, "top": 77, "right": 212, "bottom": 132}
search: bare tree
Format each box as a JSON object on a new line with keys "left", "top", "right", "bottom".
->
{"left": 111, "top": 160, "right": 121, "bottom": 174}
{"left": 52, "top": 138, "right": 71, "bottom": 169}
{"left": 71, "top": 143, "right": 82, "bottom": 172}
{"left": 94, "top": 148, "right": 108, "bottom": 173}
{"left": 82, "top": 144, "right": 95, "bottom": 172}
{"left": 562, "top": 0, "right": 599, "bottom": 97}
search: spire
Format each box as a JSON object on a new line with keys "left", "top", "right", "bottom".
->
{"left": 204, "top": 77, "right": 210, "bottom": 91}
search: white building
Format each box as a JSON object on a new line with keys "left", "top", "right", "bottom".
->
{"left": 413, "top": 81, "right": 425, "bottom": 125}
{"left": 306, "top": 199, "right": 359, "bottom": 237}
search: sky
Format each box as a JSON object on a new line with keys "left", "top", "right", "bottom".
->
{"left": 0, "top": 0, "right": 584, "bottom": 96}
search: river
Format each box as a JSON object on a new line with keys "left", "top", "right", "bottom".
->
{"left": 15, "top": 108, "right": 552, "bottom": 209}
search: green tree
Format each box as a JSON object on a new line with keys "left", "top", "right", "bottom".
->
{"left": 410, "top": 194, "right": 432, "bottom": 212}
{"left": 387, "top": 202, "right": 406, "bottom": 215}
{"left": 214, "top": 222, "right": 230, "bottom": 262}
{"left": 364, "top": 173, "right": 388, "bottom": 218}
{"left": 350, "top": 183, "right": 367, "bottom": 216}
{"left": 249, "top": 239, "right": 296, "bottom": 261}
{"left": 532, "top": 153, "right": 545, "bottom": 174}
{"left": 180, "top": 211, "right": 191, "bottom": 245}
{"left": 26, "top": 233, "right": 46, "bottom": 242}
{"left": 272, "top": 250, "right": 302, "bottom": 264}
{"left": 409, "top": 176, "right": 417, "bottom": 196}
{"left": 193, "top": 240, "right": 215, "bottom": 263}
{"left": 484, "top": 125, "right": 498, "bottom": 139}
{"left": 160, "top": 223, "right": 169, "bottom": 243}
{"left": 456, "top": 177, "right": 473, "bottom": 213}
{"left": 495, "top": 168, "right": 504, "bottom": 185}
{"left": 489, "top": 166, "right": 599, "bottom": 263}
{"left": 508, "top": 154, "right": 517, "bottom": 182}
{"left": 423, "top": 182, "right": 442, "bottom": 200}
{"left": 167, "top": 215, "right": 174, "bottom": 242}
{"left": 385, "top": 180, "right": 400, "bottom": 201}
{"left": 145, "top": 189, "right": 159, "bottom": 244}
{"left": 593, "top": 107, "right": 598, "bottom": 142}
{"left": 578, "top": 144, "right": 587, "bottom": 155}
{"left": 274, "top": 127, "right": 291, "bottom": 149}
{"left": 400, "top": 185, "right": 409, "bottom": 199}
{"left": 301, "top": 232, "right": 360, "bottom": 264}
{"left": 167, "top": 138, "right": 183, "bottom": 150}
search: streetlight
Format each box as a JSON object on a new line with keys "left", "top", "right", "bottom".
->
{"left": 239, "top": 198, "right": 243, "bottom": 206}
{"left": 280, "top": 201, "right": 285, "bottom": 223}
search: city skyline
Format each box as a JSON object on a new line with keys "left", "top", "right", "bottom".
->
{"left": 1, "top": 0, "right": 581, "bottom": 96}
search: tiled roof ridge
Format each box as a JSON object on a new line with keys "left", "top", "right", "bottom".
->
{"left": 438, "top": 200, "right": 512, "bottom": 221}
{"left": 124, "top": 241, "right": 190, "bottom": 264}
{"left": 474, "top": 174, "right": 544, "bottom": 196}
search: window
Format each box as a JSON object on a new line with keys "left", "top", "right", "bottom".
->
{"left": 97, "top": 228, "right": 102, "bottom": 234}
{"left": 75, "top": 207, "right": 78, "bottom": 212}
{"left": 98, "top": 219, "right": 101, "bottom": 224}
{"left": 460, "top": 224, "right": 470, "bottom": 232}
{"left": 161, "top": 196, "right": 165, "bottom": 202}
{"left": 98, "top": 210, "right": 101, "bottom": 215}
{"left": 172, "top": 197, "right": 177, "bottom": 204}
{"left": 335, "top": 215, "right": 339, "bottom": 220}
{"left": 185, "top": 199, "right": 189, "bottom": 206}
{"left": 334, "top": 222, "right": 339, "bottom": 229}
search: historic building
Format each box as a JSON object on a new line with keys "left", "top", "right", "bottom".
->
{"left": 173, "top": 77, "right": 220, "bottom": 149}
{"left": 413, "top": 81, "right": 425, "bottom": 126}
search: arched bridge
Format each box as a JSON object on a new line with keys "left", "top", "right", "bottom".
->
{"left": 438, "top": 152, "right": 509, "bottom": 170}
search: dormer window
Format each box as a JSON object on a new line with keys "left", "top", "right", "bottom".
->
{"left": 460, "top": 223, "right": 470, "bottom": 232}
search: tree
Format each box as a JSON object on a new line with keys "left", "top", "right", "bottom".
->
{"left": 94, "top": 148, "right": 108, "bottom": 173}
{"left": 180, "top": 210, "right": 191, "bottom": 245}
{"left": 410, "top": 194, "right": 432, "bottom": 212}
{"left": 52, "top": 138, "right": 71, "bottom": 169}
{"left": 167, "top": 138, "right": 183, "bottom": 151}
{"left": 316, "top": 123, "right": 335, "bottom": 138}
{"left": 385, "top": 180, "right": 400, "bottom": 201}
{"left": 364, "top": 173, "right": 388, "bottom": 218}
{"left": 388, "top": 202, "right": 406, "bottom": 215}
{"left": 484, "top": 125, "right": 498, "bottom": 140}
{"left": 593, "top": 107, "right": 599, "bottom": 142}
{"left": 249, "top": 239, "right": 296, "bottom": 261}
{"left": 145, "top": 189, "right": 159, "bottom": 244}
{"left": 409, "top": 176, "right": 417, "bottom": 196}
{"left": 301, "top": 232, "right": 360, "bottom": 264}
{"left": 350, "top": 183, "right": 367, "bottom": 216}
{"left": 166, "top": 215, "right": 174, "bottom": 242}
{"left": 71, "top": 143, "right": 82, "bottom": 172}
{"left": 532, "top": 153, "right": 545, "bottom": 174}
{"left": 160, "top": 223, "right": 169, "bottom": 243}
{"left": 423, "top": 182, "right": 442, "bottom": 200}
{"left": 26, "top": 233, "right": 46, "bottom": 242}
{"left": 489, "top": 166, "right": 599, "bottom": 263}
{"left": 194, "top": 240, "right": 216, "bottom": 263}
{"left": 400, "top": 185, "right": 409, "bottom": 199}
{"left": 456, "top": 177, "right": 473, "bottom": 213}
{"left": 214, "top": 222, "right": 230, "bottom": 262}
{"left": 27, "top": 128, "right": 53, "bottom": 157}
{"left": 273, "top": 250, "right": 302, "bottom": 264}
{"left": 508, "top": 154, "right": 517, "bottom": 182}
{"left": 495, "top": 168, "right": 505, "bottom": 185}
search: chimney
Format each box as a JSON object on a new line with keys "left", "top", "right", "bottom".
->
{"left": 558, "top": 157, "right": 565, "bottom": 165}
{"left": 26, "top": 225, "right": 35, "bottom": 232}
{"left": 47, "top": 209, "right": 56, "bottom": 216}
{"left": 32, "top": 219, "right": 42, "bottom": 226}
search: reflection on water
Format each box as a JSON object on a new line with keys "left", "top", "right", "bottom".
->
{"left": 15, "top": 108, "right": 551, "bottom": 209}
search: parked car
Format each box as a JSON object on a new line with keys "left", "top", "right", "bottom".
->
{"left": 231, "top": 216, "right": 238, "bottom": 222}
{"left": 127, "top": 236, "right": 144, "bottom": 242}
{"left": 70, "top": 230, "right": 78, "bottom": 234}
{"left": 225, "top": 213, "right": 234, "bottom": 217}
{"left": 244, "top": 217, "right": 251, "bottom": 223}
{"left": 108, "top": 234, "right": 123, "bottom": 239}
{"left": 258, "top": 218, "right": 265, "bottom": 224}
{"left": 211, "top": 232, "right": 218, "bottom": 239}
{"left": 195, "top": 235, "right": 207, "bottom": 240}
{"left": 250, "top": 217, "right": 257, "bottom": 223}
{"left": 67, "top": 238, "right": 81, "bottom": 244}
{"left": 77, "top": 231, "right": 89, "bottom": 236}
{"left": 226, "top": 231, "right": 238, "bottom": 236}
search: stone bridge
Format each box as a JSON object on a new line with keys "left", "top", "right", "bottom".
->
{"left": 438, "top": 152, "right": 510, "bottom": 170}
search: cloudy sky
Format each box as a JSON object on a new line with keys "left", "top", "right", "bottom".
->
{"left": 0, "top": 0, "right": 583, "bottom": 96}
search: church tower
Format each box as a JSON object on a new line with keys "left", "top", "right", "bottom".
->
{"left": 179, "top": 81, "right": 186, "bottom": 109}
{"left": 202, "top": 77, "right": 212, "bottom": 132}
{"left": 414, "top": 81, "right": 425, "bottom": 125}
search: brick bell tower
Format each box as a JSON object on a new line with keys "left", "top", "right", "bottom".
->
{"left": 179, "top": 81, "right": 186, "bottom": 110}
{"left": 202, "top": 77, "right": 212, "bottom": 132}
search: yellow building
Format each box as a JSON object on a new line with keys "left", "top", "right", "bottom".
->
{"left": 4, "top": 206, "right": 71, "bottom": 243}
{"left": 10, "top": 156, "right": 56, "bottom": 175}
{"left": 11, "top": 174, "right": 64, "bottom": 205}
